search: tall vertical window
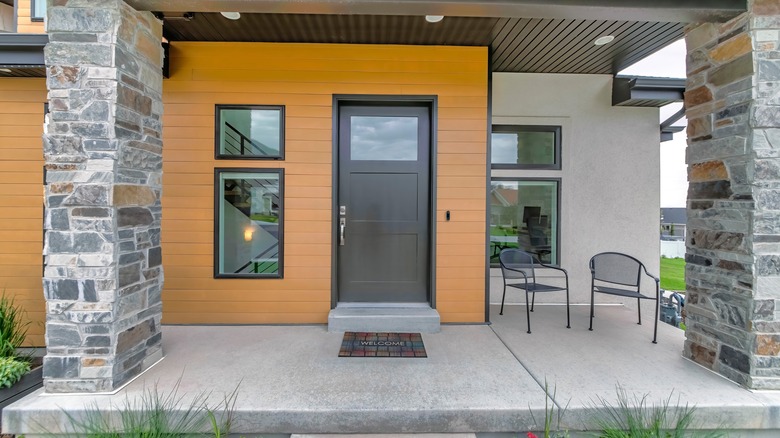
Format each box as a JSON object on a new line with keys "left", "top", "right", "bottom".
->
{"left": 215, "top": 105, "right": 284, "bottom": 159}
{"left": 215, "top": 169, "right": 283, "bottom": 278}
{"left": 491, "top": 124, "right": 562, "bottom": 264}
{"left": 31, "top": 0, "right": 46, "bottom": 21}
{"left": 490, "top": 179, "right": 559, "bottom": 265}
{"left": 491, "top": 125, "right": 561, "bottom": 169}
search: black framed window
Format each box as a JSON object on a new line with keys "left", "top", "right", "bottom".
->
{"left": 215, "top": 105, "right": 284, "bottom": 159}
{"left": 215, "top": 168, "right": 283, "bottom": 278}
{"left": 491, "top": 125, "right": 561, "bottom": 169}
{"left": 489, "top": 179, "right": 560, "bottom": 265}
{"left": 31, "top": 0, "right": 46, "bottom": 21}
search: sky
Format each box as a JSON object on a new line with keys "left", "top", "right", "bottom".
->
{"left": 619, "top": 39, "right": 688, "bottom": 208}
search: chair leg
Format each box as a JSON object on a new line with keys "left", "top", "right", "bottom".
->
{"left": 637, "top": 297, "right": 642, "bottom": 325}
{"left": 500, "top": 281, "right": 507, "bottom": 315}
{"left": 565, "top": 284, "right": 571, "bottom": 329}
{"left": 525, "top": 290, "right": 532, "bottom": 334}
{"left": 652, "top": 298, "right": 659, "bottom": 344}
{"left": 530, "top": 291, "right": 536, "bottom": 312}
{"left": 589, "top": 285, "right": 595, "bottom": 331}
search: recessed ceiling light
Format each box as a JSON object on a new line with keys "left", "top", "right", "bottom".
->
{"left": 594, "top": 35, "right": 615, "bottom": 46}
{"left": 425, "top": 15, "right": 444, "bottom": 23}
{"left": 220, "top": 12, "right": 241, "bottom": 20}
{"left": 0, "top": 68, "right": 12, "bottom": 74}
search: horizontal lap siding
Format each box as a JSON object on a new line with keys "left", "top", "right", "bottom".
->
{"left": 163, "top": 42, "right": 487, "bottom": 324}
{"left": 0, "top": 78, "right": 46, "bottom": 346}
{"left": 16, "top": 0, "right": 45, "bottom": 34}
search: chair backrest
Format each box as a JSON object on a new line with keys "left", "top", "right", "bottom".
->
{"left": 589, "top": 252, "right": 642, "bottom": 287}
{"left": 499, "top": 249, "right": 536, "bottom": 282}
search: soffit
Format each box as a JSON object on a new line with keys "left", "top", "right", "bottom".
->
{"left": 160, "top": 13, "right": 687, "bottom": 75}
{"left": 0, "top": 34, "right": 48, "bottom": 78}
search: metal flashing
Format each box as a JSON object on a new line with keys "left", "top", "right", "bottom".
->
{"left": 612, "top": 76, "right": 686, "bottom": 107}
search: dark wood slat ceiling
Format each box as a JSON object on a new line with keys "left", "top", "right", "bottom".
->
{"left": 0, "top": 67, "right": 46, "bottom": 78}
{"left": 160, "top": 13, "right": 685, "bottom": 75}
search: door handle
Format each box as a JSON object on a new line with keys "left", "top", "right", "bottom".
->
{"left": 339, "top": 218, "right": 346, "bottom": 246}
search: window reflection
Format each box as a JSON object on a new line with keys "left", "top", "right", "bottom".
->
{"left": 216, "top": 105, "right": 284, "bottom": 159}
{"left": 490, "top": 180, "right": 558, "bottom": 265}
{"left": 217, "top": 170, "right": 282, "bottom": 277}
{"left": 351, "top": 116, "right": 418, "bottom": 161}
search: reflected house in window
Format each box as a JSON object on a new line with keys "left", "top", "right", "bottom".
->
{"left": 490, "top": 180, "right": 559, "bottom": 265}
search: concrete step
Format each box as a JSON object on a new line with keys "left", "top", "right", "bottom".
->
{"left": 327, "top": 305, "right": 441, "bottom": 333}
{"left": 293, "top": 435, "right": 476, "bottom": 438}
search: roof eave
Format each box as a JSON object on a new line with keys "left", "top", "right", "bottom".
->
{"left": 612, "top": 76, "right": 686, "bottom": 108}
{"left": 127, "top": 0, "right": 746, "bottom": 23}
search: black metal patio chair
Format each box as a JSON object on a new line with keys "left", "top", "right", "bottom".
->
{"left": 499, "top": 249, "right": 570, "bottom": 334}
{"left": 588, "top": 252, "right": 660, "bottom": 343}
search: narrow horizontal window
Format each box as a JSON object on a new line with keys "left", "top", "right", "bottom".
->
{"left": 215, "top": 169, "right": 283, "bottom": 278}
{"left": 490, "top": 179, "right": 560, "bottom": 266}
{"left": 491, "top": 125, "right": 561, "bottom": 169}
{"left": 216, "top": 105, "right": 284, "bottom": 159}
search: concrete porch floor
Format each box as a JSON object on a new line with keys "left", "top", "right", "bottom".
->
{"left": 4, "top": 304, "right": 780, "bottom": 436}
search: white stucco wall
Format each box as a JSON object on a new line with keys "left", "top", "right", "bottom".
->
{"left": 490, "top": 73, "right": 661, "bottom": 306}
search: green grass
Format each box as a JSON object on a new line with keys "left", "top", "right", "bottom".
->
{"left": 660, "top": 257, "right": 686, "bottom": 291}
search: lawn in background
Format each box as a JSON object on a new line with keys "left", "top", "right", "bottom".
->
{"left": 660, "top": 257, "right": 686, "bottom": 291}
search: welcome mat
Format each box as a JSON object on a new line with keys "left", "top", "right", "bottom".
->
{"left": 339, "top": 332, "right": 427, "bottom": 358}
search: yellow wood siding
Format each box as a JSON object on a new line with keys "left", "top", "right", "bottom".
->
{"left": 163, "top": 42, "right": 487, "bottom": 324}
{"left": 0, "top": 78, "right": 46, "bottom": 346}
{"left": 16, "top": 0, "right": 45, "bottom": 34}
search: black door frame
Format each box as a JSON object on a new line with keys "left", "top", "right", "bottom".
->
{"left": 331, "top": 95, "right": 438, "bottom": 308}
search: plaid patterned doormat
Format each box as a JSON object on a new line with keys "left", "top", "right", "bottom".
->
{"left": 338, "top": 332, "right": 427, "bottom": 357}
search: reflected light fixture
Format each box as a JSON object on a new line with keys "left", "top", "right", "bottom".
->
{"left": 425, "top": 15, "right": 444, "bottom": 23}
{"left": 244, "top": 227, "right": 254, "bottom": 242}
{"left": 220, "top": 12, "right": 241, "bottom": 20}
{"left": 0, "top": 68, "right": 12, "bottom": 74}
{"left": 594, "top": 35, "right": 615, "bottom": 46}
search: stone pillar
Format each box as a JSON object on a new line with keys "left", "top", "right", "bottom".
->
{"left": 42, "top": 0, "right": 164, "bottom": 393}
{"left": 684, "top": 0, "right": 780, "bottom": 389}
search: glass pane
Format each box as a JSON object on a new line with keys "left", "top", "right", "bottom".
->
{"left": 32, "top": 0, "right": 46, "bottom": 19}
{"left": 218, "top": 107, "right": 282, "bottom": 158}
{"left": 218, "top": 171, "right": 281, "bottom": 276}
{"left": 351, "top": 116, "right": 418, "bottom": 161}
{"left": 491, "top": 128, "right": 557, "bottom": 166}
{"left": 490, "top": 180, "right": 558, "bottom": 265}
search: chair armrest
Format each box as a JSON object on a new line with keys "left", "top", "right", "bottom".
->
{"left": 640, "top": 264, "right": 660, "bottom": 283}
{"left": 539, "top": 263, "right": 568, "bottom": 277}
{"left": 501, "top": 266, "right": 529, "bottom": 278}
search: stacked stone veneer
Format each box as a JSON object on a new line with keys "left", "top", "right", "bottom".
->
{"left": 683, "top": 0, "right": 780, "bottom": 389}
{"left": 42, "top": 0, "right": 164, "bottom": 393}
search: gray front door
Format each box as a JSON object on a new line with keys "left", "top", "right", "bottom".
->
{"left": 337, "top": 104, "right": 431, "bottom": 303}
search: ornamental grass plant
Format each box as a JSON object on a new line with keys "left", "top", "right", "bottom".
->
{"left": 0, "top": 291, "right": 30, "bottom": 359}
{"left": 0, "top": 291, "right": 32, "bottom": 388}
{"left": 61, "top": 376, "right": 240, "bottom": 437}
{"left": 591, "top": 385, "right": 727, "bottom": 438}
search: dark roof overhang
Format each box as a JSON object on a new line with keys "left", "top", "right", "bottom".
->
{"left": 612, "top": 76, "right": 686, "bottom": 107}
{"left": 127, "top": 0, "right": 746, "bottom": 23}
{"left": 0, "top": 34, "right": 48, "bottom": 78}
